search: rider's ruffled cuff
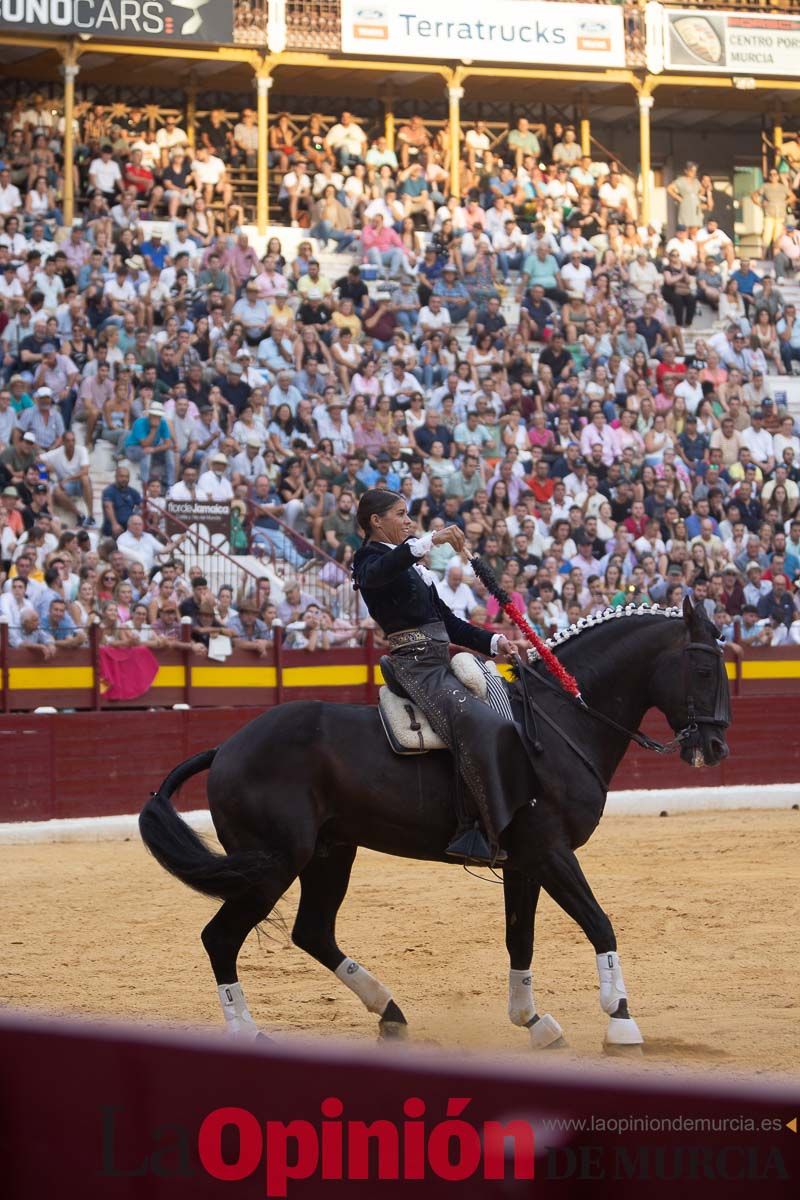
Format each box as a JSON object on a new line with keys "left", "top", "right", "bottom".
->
{"left": 490, "top": 634, "right": 502, "bottom": 656}
{"left": 407, "top": 532, "right": 434, "bottom": 557}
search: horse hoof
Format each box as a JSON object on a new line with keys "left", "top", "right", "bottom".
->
{"left": 378, "top": 1020, "right": 409, "bottom": 1042}
{"left": 255, "top": 1031, "right": 273, "bottom": 1045}
{"left": 604, "top": 1016, "right": 644, "bottom": 1052}
{"left": 529, "top": 1013, "right": 565, "bottom": 1050}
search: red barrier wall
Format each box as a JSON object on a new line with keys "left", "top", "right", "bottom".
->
{"left": 2, "top": 696, "right": 798, "bottom": 823}
{"left": 2, "top": 1013, "right": 798, "bottom": 1198}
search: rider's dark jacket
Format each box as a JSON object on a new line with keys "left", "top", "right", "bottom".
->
{"left": 352, "top": 539, "right": 492, "bottom": 653}
{"left": 352, "top": 537, "right": 531, "bottom": 853}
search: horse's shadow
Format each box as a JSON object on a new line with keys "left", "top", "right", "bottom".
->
{"left": 641, "top": 1036, "right": 730, "bottom": 1061}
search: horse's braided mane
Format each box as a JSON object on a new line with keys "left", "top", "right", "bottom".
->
{"left": 542, "top": 603, "right": 684, "bottom": 654}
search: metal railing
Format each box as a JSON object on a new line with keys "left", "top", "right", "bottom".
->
{"left": 141, "top": 498, "right": 267, "bottom": 599}
{"left": 241, "top": 493, "right": 363, "bottom": 626}
{"left": 140, "top": 493, "right": 362, "bottom": 626}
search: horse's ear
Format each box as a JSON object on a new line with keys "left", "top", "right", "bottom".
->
{"left": 682, "top": 596, "right": 695, "bottom": 627}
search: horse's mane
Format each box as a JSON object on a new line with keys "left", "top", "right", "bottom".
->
{"left": 544, "top": 604, "right": 684, "bottom": 654}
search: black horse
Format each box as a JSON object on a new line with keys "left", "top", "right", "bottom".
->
{"left": 140, "top": 599, "right": 730, "bottom": 1050}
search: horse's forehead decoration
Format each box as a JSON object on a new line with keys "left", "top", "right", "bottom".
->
{"left": 543, "top": 604, "right": 685, "bottom": 653}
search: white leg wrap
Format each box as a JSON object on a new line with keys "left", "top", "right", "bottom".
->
{"left": 217, "top": 982, "right": 259, "bottom": 1040}
{"left": 528, "top": 1013, "right": 564, "bottom": 1049}
{"left": 596, "top": 951, "right": 628, "bottom": 1014}
{"left": 335, "top": 958, "right": 392, "bottom": 1016}
{"left": 508, "top": 968, "right": 536, "bottom": 1027}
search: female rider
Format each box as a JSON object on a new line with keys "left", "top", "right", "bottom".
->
{"left": 352, "top": 489, "right": 533, "bottom": 864}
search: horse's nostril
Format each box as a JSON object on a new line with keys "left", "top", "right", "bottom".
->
{"left": 710, "top": 738, "right": 728, "bottom": 761}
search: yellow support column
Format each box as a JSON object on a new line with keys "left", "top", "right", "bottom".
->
{"left": 580, "top": 115, "right": 591, "bottom": 157}
{"left": 579, "top": 95, "right": 591, "bottom": 156}
{"left": 638, "top": 94, "right": 654, "bottom": 226}
{"left": 256, "top": 71, "right": 273, "bottom": 236}
{"left": 61, "top": 55, "right": 79, "bottom": 227}
{"left": 774, "top": 112, "right": 784, "bottom": 165}
{"left": 447, "top": 84, "right": 464, "bottom": 199}
{"left": 186, "top": 75, "right": 197, "bottom": 152}
{"left": 384, "top": 92, "right": 395, "bottom": 151}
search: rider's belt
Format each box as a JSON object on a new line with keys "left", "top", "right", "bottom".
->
{"left": 387, "top": 621, "right": 449, "bottom": 651}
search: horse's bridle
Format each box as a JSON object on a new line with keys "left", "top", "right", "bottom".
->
{"left": 517, "top": 636, "right": 730, "bottom": 781}
{"left": 681, "top": 639, "right": 732, "bottom": 739}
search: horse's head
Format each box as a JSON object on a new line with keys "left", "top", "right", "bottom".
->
{"left": 652, "top": 598, "right": 731, "bottom": 768}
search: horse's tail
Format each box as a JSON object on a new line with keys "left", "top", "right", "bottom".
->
{"left": 139, "top": 748, "right": 273, "bottom": 903}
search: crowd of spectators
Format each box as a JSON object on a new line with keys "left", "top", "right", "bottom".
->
{"left": 2, "top": 95, "right": 800, "bottom": 661}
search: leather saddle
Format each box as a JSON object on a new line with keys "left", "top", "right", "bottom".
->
{"left": 378, "top": 652, "right": 513, "bottom": 755}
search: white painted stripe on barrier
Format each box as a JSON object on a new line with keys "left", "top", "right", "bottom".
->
{"left": 0, "top": 784, "right": 798, "bottom": 845}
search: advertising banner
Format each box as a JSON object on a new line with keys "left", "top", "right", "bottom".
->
{"left": 664, "top": 7, "right": 800, "bottom": 77}
{"left": 0, "top": 0, "right": 233, "bottom": 44}
{"left": 341, "top": 0, "right": 626, "bottom": 68}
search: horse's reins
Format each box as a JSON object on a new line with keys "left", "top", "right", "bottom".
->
{"left": 516, "top": 639, "right": 729, "bottom": 791}
{"left": 470, "top": 553, "right": 729, "bottom": 784}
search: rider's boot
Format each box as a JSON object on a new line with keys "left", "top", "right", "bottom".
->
{"left": 446, "top": 821, "right": 508, "bottom": 866}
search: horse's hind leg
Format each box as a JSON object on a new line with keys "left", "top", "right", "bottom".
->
{"left": 538, "top": 844, "right": 643, "bottom": 1050}
{"left": 291, "top": 844, "right": 409, "bottom": 1040}
{"left": 201, "top": 870, "right": 295, "bottom": 1040}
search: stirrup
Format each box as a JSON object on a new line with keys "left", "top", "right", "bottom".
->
{"left": 445, "top": 824, "right": 507, "bottom": 866}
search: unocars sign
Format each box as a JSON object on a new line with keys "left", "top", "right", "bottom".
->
{"left": 341, "top": 0, "right": 626, "bottom": 68}
{"left": 0, "top": 0, "right": 233, "bottom": 43}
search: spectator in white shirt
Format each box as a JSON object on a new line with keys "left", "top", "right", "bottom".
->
{"left": 198, "top": 453, "right": 235, "bottom": 501}
{"left": 741, "top": 410, "right": 775, "bottom": 472}
{"left": 627, "top": 249, "right": 661, "bottom": 309}
{"left": 381, "top": 360, "right": 419, "bottom": 402}
{"left": 559, "top": 228, "right": 595, "bottom": 262}
{"left": 696, "top": 217, "right": 735, "bottom": 266}
{"left": 417, "top": 295, "right": 451, "bottom": 338}
{"left": 191, "top": 146, "right": 231, "bottom": 208}
{"left": 117, "top": 514, "right": 163, "bottom": 572}
{"left": 561, "top": 250, "right": 593, "bottom": 300}
{"left": 43, "top": 430, "right": 93, "bottom": 524}
{"left": 436, "top": 562, "right": 477, "bottom": 619}
{"left": 0, "top": 168, "right": 22, "bottom": 216}
{"left": 325, "top": 112, "right": 368, "bottom": 168}
{"left": 0, "top": 215, "right": 27, "bottom": 256}
{"left": 774, "top": 415, "right": 800, "bottom": 463}
{"left": 231, "top": 436, "right": 268, "bottom": 486}
{"left": 675, "top": 365, "right": 704, "bottom": 415}
{"left": 598, "top": 170, "right": 635, "bottom": 219}
{"left": 88, "top": 146, "right": 122, "bottom": 201}
{"left": 665, "top": 225, "right": 698, "bottom": 268}
{"left": 155, "top": 115, "right": 189, "bottom": 166}
{"left": 0, "top": 262, "right": 24, "bottom": 309}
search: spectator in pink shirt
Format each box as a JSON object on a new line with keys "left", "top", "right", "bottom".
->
{"left": 224, "top": 233, "right": 260, "bottom": 288}
{"left": 361, "top": 214, "right": 405, "bottom": 277}
{"left": 528, "top": 411, "right": 555, "bottom": 453}
{"left": 579, "top": 410, "right": 616, "bottom": 466}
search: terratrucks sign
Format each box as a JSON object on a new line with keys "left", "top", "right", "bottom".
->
{"left": 341, "top": 0, "right": 626, "bottom": 68}
{"left": 0, "top": 0, "right": 233, "bottom": 44}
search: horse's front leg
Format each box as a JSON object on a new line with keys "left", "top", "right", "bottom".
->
{"left": 537, "top": 845, "right": 643, "bottom": 1050}
{"left": 503, "top": 867, "right": 566, "bottom": 1049}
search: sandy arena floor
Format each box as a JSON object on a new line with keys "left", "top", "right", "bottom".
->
{"left": 1, "top": 809, "right": 798, "bottom": 1078}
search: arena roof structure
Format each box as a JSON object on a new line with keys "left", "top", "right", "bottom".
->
{"left": 4, "top": 1, "right": 800, "bottom": 229}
